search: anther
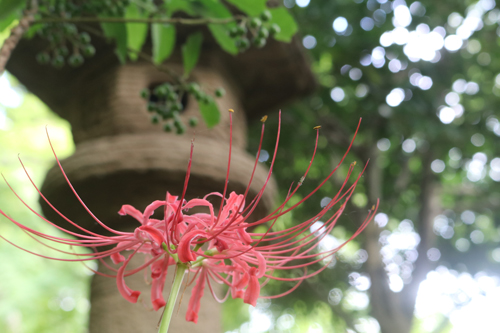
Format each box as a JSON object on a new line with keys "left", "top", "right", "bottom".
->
{"left": 313, "top": 125, "right": 321, "bottom": 130}
{"left": 261, "top": 115, "right": 268, "bottom": 123}
{"left": 228, "top": 109, "right": 234, "bottom": 113}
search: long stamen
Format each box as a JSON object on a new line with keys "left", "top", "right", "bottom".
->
{"left": 45, "top": 128, "right": 128, "bottom": 235}
{"left": 170, "top": 139, "right": 195, "bottom": 248}
{"left": 214, "top": 110, "right": 234, "bottom": 228}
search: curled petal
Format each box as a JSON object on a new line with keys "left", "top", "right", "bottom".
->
{"left": 150, "top": 259, "right": 164, "bottom": 279}
{"left": 142, "top": 200, "right": 167, "bottom": 225}
{"left": 182, "top": 198, "right": 216, "bottom": 225}
{"left": 178, "top": 230, "right": 210, "bottom": 263}
{"left": 255, "top": 251, "right": 267, "bottom": 278}
{"left": 243, "top": 268, "right": 260, "bottom": 307}
{"left": 116, "top": 260, "right": 141, "bottom": 303}
{"left": 118, "top": 205, "right": 143, "bottom": 223}
{"left": 137, "top": 225, "right": 165, "bottom": 246}
{"left": 232, "top": 289, "right": 244, "bottom": 299}
{"left": 236, "top": 227, "right": 253, "bottom": 245}
{"left": 233, "top": 271, "right": 249, "bottom": 290}
{"left": 152, "top": 296, "right": 166, "bottom": 311}
{"left": 151, "top": 256, "right": 170, "bottom": 310}
{"left": 186, "top": 268, "right": 207, "bottom": 323}
{"left": 110, "top": 252, "right": 125, "bottom": 265}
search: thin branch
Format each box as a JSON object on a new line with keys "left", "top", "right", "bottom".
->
{"left": 34, "top": 15, "right": 244, "bottom": 26}
{"left": 0, "top": 0, "right": 38, "bottom": 75}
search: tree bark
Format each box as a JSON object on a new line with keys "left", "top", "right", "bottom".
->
{"left": 364, "top": 147, "right": 440, "bottom": 333}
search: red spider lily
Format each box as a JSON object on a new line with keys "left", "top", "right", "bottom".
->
{"left": 0, "top": 111, "right": 377, "bottom": 325}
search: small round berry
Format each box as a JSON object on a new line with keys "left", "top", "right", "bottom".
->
{"left": 189, "top": 117, "right": 198, "bottom": 127}
{"left": 174, "top": 122, "right": 186, "bottom": 135}
{"left": 36, "top": 52, "right": 51, "bottom": 65}
{"left": 56, "top": 46, "right": 70, "bottom": 57}
{"left": 147, "top": 103, "right": 157, "bottom": 112}
{"left": 235, "top": 25, "right": 247, "bottom": 36}
{"left": 163, "top": 123, "right": 173, "bottom": 132}
{"left": 188, "top": 82, "right": 200, "bottom": 93}
{"left": 140, "top": 88, "right": 150, "bottom": 99}
{"left": 215, "top": 88, "right": 226, "bottom": 98}
{"left": 154, "top": 85, "right": 168, "bottom": 98}
{"left": 79, "top": 32, "right": 91, "bottom": 44}
{"left": 228, "top": 27, "right": 239, "bottom": 38}
{"left": 249, "top": 18, "right": 262, "bottom": 29}
{"left": 260, "top": 10, "right": 272, "bottom": 22}
{"left": 164, "top": 83, "right": 174, "bottom": 92}
{"left": 82, "top": 44, "right": 96, "bottom": 57}
{"left": 253, "top": 37, "right": 267, "bottom": 48}
{"left": 63, "top": 24, "right": 78, "bottom": 35}
{"left": 269, "top": 24, "right": 281, "bottom": 36}
{"left": 160, "top": 109, "right": 171, "bottom": 120}
{"left": 258, "top": 27, "right": 269, "bottom": 39}
{"left": 193, "top": 90, "right": 203, "bottom": 101}
{"left": 51, "top": 55, "right": 65, "bottom": 68}
{"left": 167, "top": 92, "right": 178, "bottom": 102}
{"left": 174, "top": 102, "right": 183, "bottom": 111}
{"left": 236, "top": 37, "right": 250, "bottom": 50}
{"left": 68, "top": 54, "right": 84, "bottom": 67}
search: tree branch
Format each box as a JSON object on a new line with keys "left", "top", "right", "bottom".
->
{"left": 363, "top": 145, "right": 414, "bottom": 333}
{"left": 34, "top": 15, "right": 244, "bottom": 26}
{"left": 400, "top": 150, "right": 439, "bottom": 318}
{"left": 0, "top": 0, "right": 38, "bottom": 75}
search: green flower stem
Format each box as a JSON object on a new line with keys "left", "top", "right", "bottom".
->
{"left": 158, "top": 263, "right": 188, "bottom": 333}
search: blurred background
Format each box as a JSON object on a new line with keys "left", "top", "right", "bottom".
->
{"left": 2, "top": 0, "right": 500, "bottom": 332}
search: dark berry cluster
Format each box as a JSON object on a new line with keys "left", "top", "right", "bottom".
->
{"left": 35, "top": 25, "right": 95, "bottom": 68}
{"left": 35, "top": 0, "right": 137, "bottom": 68}
{"left": 228, "top": 10, "right": 281, "bottom": 51}
{"left": 141, "top": 82, "right": 225, "bottom": 134}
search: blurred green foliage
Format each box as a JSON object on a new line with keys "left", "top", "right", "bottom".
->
{"left": 0, "top": 72, "right": 91, "bottom": 333}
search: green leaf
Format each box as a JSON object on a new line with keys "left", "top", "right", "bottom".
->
{"left": 224, "top": 0, "right": 267, "bottom": 16}
{"left": 269, "top": 7, "right": 298, "bottom": 42}
{"left": 208, "top": 23, "right": 238, "bottom": 55}
{"left": 125, "top": 3, "right": 148, "bottom": 61}
{"left": 182, "top": 31, "right": 203, "bottom": 77}
{"left": 0, "top": 0, "right": 25, "bottom": 21}
{"left": 0, "top": 10, "right": 19, "bottom": 32}
{"left": 100, "top": 18, "right": 128, "bottom": 64}
{"left": 197, "top": 0, "right": 238, "bottom": 55}
{"left": 198, "top": 97, "right": 220, "bottom": 128}
{"left": 23, "top": 22, "right": 43, "bottom": 39}
{"left": 152, "top": 23, "right": 176, "bottom": 65}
